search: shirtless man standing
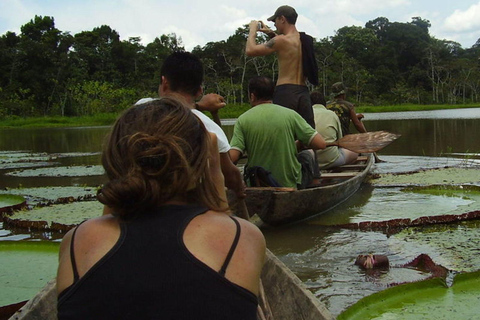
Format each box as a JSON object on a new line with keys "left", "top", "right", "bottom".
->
{"left": 246, "top": 5, "right": 318, "bottom": 128}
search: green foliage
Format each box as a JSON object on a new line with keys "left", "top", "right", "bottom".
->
{"left": 356, "top": 103, "right": 480, "bottom": 113}
{"left": 3, "top": 104, "right": 479, "bottom": 128}
{"left": 63, "top": 81, "right": 140, "bottom": 116}
{"left": 1, "top": 15, "right": 480, "bottom": 120}
{"left": 217, "top": 103, "right": 251, "bottom": 118}
{"left": 0, "top": 113, "right": 118, "bottom": 128}
{"left": 338, "top": 270, "right": 480, "bottom": 320}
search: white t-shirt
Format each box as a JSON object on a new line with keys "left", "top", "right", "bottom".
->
{"left": 135, "top": 98, "right": 230, "bottom": 153}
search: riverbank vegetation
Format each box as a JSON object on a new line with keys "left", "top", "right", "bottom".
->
{"left": 1, "top": 15, "right": 479, "bottom": 121}
{"left": 0, "top": 104, "right": 478, "bottom": 128}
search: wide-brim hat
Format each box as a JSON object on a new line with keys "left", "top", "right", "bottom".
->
{"left": 331, "top": 82, "right": 347, "bottom": 97}
{"left": 267, "top": 5, "right": 297, "bottom": 22}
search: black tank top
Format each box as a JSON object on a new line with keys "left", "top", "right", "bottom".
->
{"left": 57, "top": 204, "right": 258, "bottom": 319}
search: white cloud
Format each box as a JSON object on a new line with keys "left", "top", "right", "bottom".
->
{"left": 444, "top": 1, "right": 480, "bottom": 32}
{"left": 313, "top": 0, "right": 410, "bottom": 15}
{"left": 0, "top": 0, "right": 35, "bottom": 34}
{"left": 0, "top": 0, "right": 476, "bottom": 50}
{"left": 221, "top": 5, "right": 248, "bottom": 20}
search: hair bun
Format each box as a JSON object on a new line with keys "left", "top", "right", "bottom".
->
{"left": 130, "top": 132, "right": 190, "bottom": 178}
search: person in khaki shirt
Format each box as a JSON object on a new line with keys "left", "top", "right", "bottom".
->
{"left": 246, "top": 5, "right": 317, "bottom": 128}
{"left": 310, "top": 91, "right": 358, "bottom": 169}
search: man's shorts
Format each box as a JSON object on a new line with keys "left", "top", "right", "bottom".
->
{"left": 273, "top": 84, "right": 315, "bottom": 128}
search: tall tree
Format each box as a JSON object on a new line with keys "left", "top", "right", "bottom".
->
{"left": 16, "top": 15, "right": 72, "bottom": 115}
{"left": 71, "top": 25, "right": 121, "bottom": 83}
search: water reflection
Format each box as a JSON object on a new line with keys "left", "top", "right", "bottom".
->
{"left": 364, "top": 118, "right": 480, "bottom": 156}
{"left": 364, "top": 108, "right": 480, "bottom": 120}
{"left": 0, "top": 126, "right": 109, "bottom": 153}
{"left": 1, "top": 108, "right": 480, "bottom": 314}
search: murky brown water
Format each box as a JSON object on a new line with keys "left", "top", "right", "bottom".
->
{"left": 1, "top": 108, "right": 480, "bottom": 314}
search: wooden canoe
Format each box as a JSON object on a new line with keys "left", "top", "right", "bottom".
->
{"left": 8, "top": 249, "right": 334, "bottom": 320}
{"left": 237, "top": 154, "right": 374, "bottom": 226}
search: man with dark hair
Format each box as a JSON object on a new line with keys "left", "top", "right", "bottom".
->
{"left": 229, "top": 76, "right": 326, "bottom": 189}
{"left": 245, "top": 5, "right": 318, "bottom": 128}
{"left": 247, "top": 76, "right": 274, "bottom": 101}
{"left": 158, "top": 51, "right": 225, "bottom": 126}
{"left": 136, "top": 51, "right": 245, "bottom": 198}
{"left": 159, "top": 51, "right": 204, "bottom": 96}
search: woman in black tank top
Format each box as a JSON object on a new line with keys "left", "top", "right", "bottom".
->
{"left": 56, "top": 98, "right": 266, "bottom": 319}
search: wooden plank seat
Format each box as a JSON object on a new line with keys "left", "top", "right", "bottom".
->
{"left": 320, "top": 172, "right": 359, "bottom": 179}
{"left": 330, "top": 164, "right": 368, "bottom": 171}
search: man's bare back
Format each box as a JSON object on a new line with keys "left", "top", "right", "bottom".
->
{"left": 245, "top": 5, "right": 317, "bottom": 128}
{"left": 246, "top": 19, "right": 305, "bottom": 86}
{"left": 272, "top": 32, "right": 304, "bottom": 86}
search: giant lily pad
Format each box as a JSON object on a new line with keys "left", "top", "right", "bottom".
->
{"left": 5, "top": 165, "right": 104, "bottom": 177}
{"left": 393, "top": 220, "right": 480, "bottom": 272}
{"left": 371, "top": 167, "right": 480, "bottom": 187}
{"left": 371, "top": 156, "right": 480, "bottom": 175}
{"left": 4, "top": 201, "right": 103, "bottom": 232}
{"left": 0, "top": 241, "right": 59, "bottom": 307}
{"left": 312, "top": 185, "right": 480, "bottom": 227}
{"left": 338, "top": 270, "right": 480, "bottom": 319}
{"left": 0, "top": 194, "right": 26, "bottom": 213}
{"left": 1, "top": 186, "right": 98, "bottom": 206}
{"left": 0, "top": 162, "right": 56, "bottom": 170}
{"left": 0, "top": 151, "right": 100, "bottom": 164}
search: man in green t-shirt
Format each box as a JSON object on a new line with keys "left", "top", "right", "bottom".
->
{"left": 229, "top": 76, "right": 325, "bottom": 189}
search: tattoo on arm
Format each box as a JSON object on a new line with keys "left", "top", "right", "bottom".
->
{"left": 265, "top": 38, "right": 275, "bottom": 49}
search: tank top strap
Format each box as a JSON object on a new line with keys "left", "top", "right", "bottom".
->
{"left": 218, "top": 217, "right": 241, "bottom": 276}
{"left": 69, "top": 221, "right": 87, "bottom": 283}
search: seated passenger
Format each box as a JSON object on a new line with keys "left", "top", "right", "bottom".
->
{"left": 311, "top": 91, "right": 358, "bottom": 169}
{"left": 325, "top": 82, "right": 367, "bottom": 136}
{"left": 229, "top": 76, "right": 325, "bottom": 189}
{"left": 56, "top": 98, "right": 266, "bottom": 320}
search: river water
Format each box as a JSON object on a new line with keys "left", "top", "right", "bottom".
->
{"left": 1, "top": 108, "right": 480, "bottom": 315}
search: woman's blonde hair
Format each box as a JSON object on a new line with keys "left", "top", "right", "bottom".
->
{"left": 98, "top": 97, "right": 224, "bottom": 218}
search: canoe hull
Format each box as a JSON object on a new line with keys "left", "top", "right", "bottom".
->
{"left": 261, "top": 250, "right": 334, "bottom": 320}
{"left": 244, "top": 154, "right": 374, "bottom": 226}
{"left": 9, "top": 250, "right": 333, "bottom": 320}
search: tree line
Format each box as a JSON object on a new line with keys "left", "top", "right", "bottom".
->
{"left": 1, "top": 15, "right": 479, "bottom": 118}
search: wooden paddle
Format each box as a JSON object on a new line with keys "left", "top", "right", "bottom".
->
{"left": 237, "top": 199, "right": 274, "bottom": 320}
{"left": 327, "top": 131, "right": 401, "bottom": 154}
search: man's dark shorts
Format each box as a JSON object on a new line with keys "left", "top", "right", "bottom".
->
{"left": 273, "top": 84, "right": 315, "bottom": 128}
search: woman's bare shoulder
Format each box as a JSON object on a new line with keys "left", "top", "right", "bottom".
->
{"left": 57, "top": 215, "right": 121, "bottom": 293}
{"left": 59, "top": 215, "right": 120, "bottom": 258}
{"left": 203, "top": 210, "right": 263, "bottom": 235}
{"left": 74, "top": 215, "right": 119, "bottom": 237}
{"left": 198, "top": 211, "right": 266, "bottom": 258}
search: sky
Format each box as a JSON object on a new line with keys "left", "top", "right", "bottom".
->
{"left": 1, "top": 0, "right": 479, "bottom": 51}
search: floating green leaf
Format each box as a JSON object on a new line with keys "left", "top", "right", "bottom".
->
{"left": 338, "top": 270, "right": 480, "bottom": 320}
{"left": 0, "top": 241, "right": 59, "bottom": 307}
{"left": 0, "top": 194, "right": 26, "bottom": 213}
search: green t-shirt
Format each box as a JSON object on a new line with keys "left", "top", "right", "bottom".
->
{"left": 230, "top": 103, "right": 317, "bottom": 188}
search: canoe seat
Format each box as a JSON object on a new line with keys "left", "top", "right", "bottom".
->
{"left": 332, "top": 164, "right": 367, "bottom": 170}
{"left": 321, "top": 172, "right": 358, "bottom": 179}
